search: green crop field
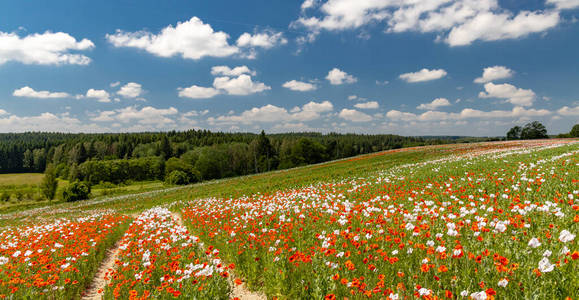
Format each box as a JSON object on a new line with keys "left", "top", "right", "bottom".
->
{"left": 0, "top": 140, "right": 577, "bottom": 299}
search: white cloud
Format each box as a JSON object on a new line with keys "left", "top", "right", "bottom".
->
{"left": 417, "top": 98, "right": 451, "bottom": 110}
{"left": 180, "top": 67, "right": 270, "bottom": 99}
{"left": 547, "top": 0, "right": 579, "bottom": 9}
{"left": 302, "top": 100, "right": 333, "bottom": 112}
{"left": 211, "top": 65, "right": 255, "bottom": 76}
{"left": 399, "top": 68, "right": 447, "bottom": 83}
{"left": 338, "top": 109, "right": 372, "bottom": 122}
{"left": 282, "top": 80, "right": 317, "bottom": 91}
{"left": 387, "top": 106, "right": 552, "bottom": 122}
{"left": 446, "top": 10, "right": 559, "bottom": 46}
{"left": 301, "top": 0, "right": 317, "bottom": 11}
{"left": 91, "top": 106, "right": 178, "bottom": 126}
{"left": 354, "top": 101, "right": 380, "bottom": 109}
{"left": 0, "top": 109, "right": 8, "bottom": 116}
{"left": 85, "top": 89, "right": 111, "bottom": 103}
{"left": 208, "top": 101, "right": 333, "bottom": 125}
{"left": 479, "top": 82, "right": 535, "bottom": 106}
{"left": 474, "top": 66, "right": 514, "bottom": 83}
{"left": 110, "top": 81, "right": 121, "bottom": 88}
{"left": 178, "top": 85, "right": 221, "bottom": 99}
{"left": 236, "top": 31, "right": 287, "bottom": 49}
{"left": 183, "top": 110, "right": 209, "bottom": 117}
{"left": 557, "top": 105, "right": 579, "bottom": 116}
{"left": 106, "top": 17, "right": 239, "bottom": 60}
{"left": 13, "top": 86, "right": 70, "bottom": 99}
{"left": 0, "top": 31, "right": 93, "bottom": 65}
{"left": 213, "top": 75, "right": 271, "bottom": 95}
{"left": 0, "top": 112, "right": 105, "bottom": 132}
{"left": 376, "top": 80, "right": 389, "bottom": 85}
{"left": 294, "top": 0, "right": 566, "bottom": 46}
{"left": 386, "top": 110, "right": 418, "bottom": 121}
{"left": 117, "top": 82, "right": 144, "bottom": 99}
{"left": 326, "top": 68, "right": 357, "bottom": 85}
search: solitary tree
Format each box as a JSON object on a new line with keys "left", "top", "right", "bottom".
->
{"left": 520, "top": 121, "right": 548, "bottom": 139}
{"left": 570, "top": 124, "right": 579, "bottom": 138}
{"left": 40, "top": 164, "right": 58, "bottom": 200}
{"left": 506, "top": 126, "right": 522, "bottom": 140}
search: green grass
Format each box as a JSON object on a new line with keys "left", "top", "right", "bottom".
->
{"left": 0, "top": 173, "right": 44, "bottom": 186}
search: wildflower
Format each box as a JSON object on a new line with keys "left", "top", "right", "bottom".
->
{"left": 528, "top": 238, "right": 541, "bottom": 248}
{"left": 558, "top": 230, "right": 575, "bottom": 243}
{"left": 538, "top": 257, "right": 554, "bottom": 273}
{"left": 498, "top": 278, "right": 508, "bottom": 287}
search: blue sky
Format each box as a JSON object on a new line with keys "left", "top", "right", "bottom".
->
{"left": 0, "top": 0, "right": 578, "bottom": 136}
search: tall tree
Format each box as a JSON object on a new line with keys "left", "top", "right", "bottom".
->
{"left": 521, "top": 121, "right": 548, "bottom": 139}
{"left": 40, "top": 164, "right": 58, "bottom": 200}
{"left": 570, "top": 124, "right": 579, "bottom": 138}
{"left": 506, "top": 126, "right": 522, "bottom": 140}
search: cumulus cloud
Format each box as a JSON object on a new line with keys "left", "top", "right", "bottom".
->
{"left": 301, "top": 0, "right": 317, "bottom": 11}
{"left": 0, "top": 109, "right": 8, "bottom": 116}
{"left": 236, "top": 30, "right": 287, "bottom": 49}
{"left": 208, "top": 101, "right": 333, "bottom": 125}
{"left": 479, "top": 82, "right": 535, "bottom": 106}
{"left": 13, "top": 86, "right": 70, "bottom": 99}
{"left": 0, "top": 31, "right": 94, "bottom": 65}
{"left": 180, "top": 66, "right": 270, "bottom": 99}
{"left": 106, "top": 17, "right": 239, "bottom": 60}
{"left": 178, "top": 86, "right": 220, "bottom": 99}
{"left": 326, "top": 68, "right": 357, "bottom": 85}
{"left": 399, "top": 68, "right": 447, "bottom": 83}
{"left": 387, "top": 106, "right": 552, "bottom": 122}
{"left": 354, "top": 101, "right": 379, "bottom": 109}
{"left": 282, "top": 80, "right": 317, "bottom": 91}
{"left": 91, "top": 106, "right": 178, "bottom": 126}
{"left": 211, "top": 65, "right": 255, "bottom": 76}
{"left": 557, "top": 105, "right": 579, "bottom": 116}
{"left": 213, "top": 75, "right": 271, "bottom": 95}
{"left": 85, "top": 89, "right": 112, "bottom": 103}
{"left": 338, "top": 109, "right": 372, "bottom": 122}
{"left": 293, "top": 0, "right": 566, "bottom": 46}
{"left": 117, "top": 82, "right": 144, "bottom": 99}
{"left": 446, "top": 10, "right": 559, "bottom": 46}
{"left": 0, "top": 112, "right": 105, "bottom": 132}
{"left": 417, "top": 98, "right": 451, "bottom": 110}
{"left": 474, "top": 66, "right": 514, "bottom": 83}
{"left": 547, "top": 0, "right": 579, "bottom": 9}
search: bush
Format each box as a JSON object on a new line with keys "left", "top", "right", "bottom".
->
{"left": 62, "top": 181, "right": 91, "bottom": 202}
{"left": 41, "top": 164, "right": 58, "bottom": 200}
{"left": 0, "top": 192, "right": 9, "bottom": 202}
{"left": 165, "top": 170, "right": 190, "bottom": 185}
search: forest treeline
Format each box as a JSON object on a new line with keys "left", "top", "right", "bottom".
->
{"left": 0, "top": 130, "right": 496, "bottom": 185}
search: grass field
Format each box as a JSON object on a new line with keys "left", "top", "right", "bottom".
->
{"left": 0, "top": 140, "right": 576, "bottom": 299}
{"left": 0, "top": 173, "right": 45, "bottom": 186}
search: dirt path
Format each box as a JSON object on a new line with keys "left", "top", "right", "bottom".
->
{"left": 81, "top": 239, "right": 122, "bottom": 300}
{"left": 171, "top": 212, "right": 266, "bottom": 300}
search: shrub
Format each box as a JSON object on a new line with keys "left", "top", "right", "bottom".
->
{"left": 62, "top": 181, "right": 91, "bottom": 202}
{"left": 165, "top": 170, "right": 190, "bottom": 185}
{"left": 0, "top": 192, "right": 9, "bottom": 202}
{"left": 41, "top": 164, "right": 58, "bottom": 200}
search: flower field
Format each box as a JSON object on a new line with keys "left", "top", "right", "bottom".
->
{"left": 0, "top": 211, "right": 129, "bottom": 299}
{"left": 180, "top": 141, "right": 578, "bottom": 299}
{"left": 0, "top": 140, "right": 576, "bottom": 299}
{"left": 104, "top": 207, "right": 230, "bottom": 300}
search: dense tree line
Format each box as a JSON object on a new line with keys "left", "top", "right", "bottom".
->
{"left": 0, "top": 130, "right": 496, "bottom": 185}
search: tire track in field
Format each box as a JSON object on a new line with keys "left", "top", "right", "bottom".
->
{"left": 81, "top": 214, "right": 137, "bottom": 300}
{"left": 81, "top": 239, "right": 122, "bottom": 300}
{"left": 171, "top": 211, "right": 265, "bottom": 300}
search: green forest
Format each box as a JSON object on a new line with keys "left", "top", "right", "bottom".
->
{"left": 0, "top": 130, "right": 493, "bottom": 186}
